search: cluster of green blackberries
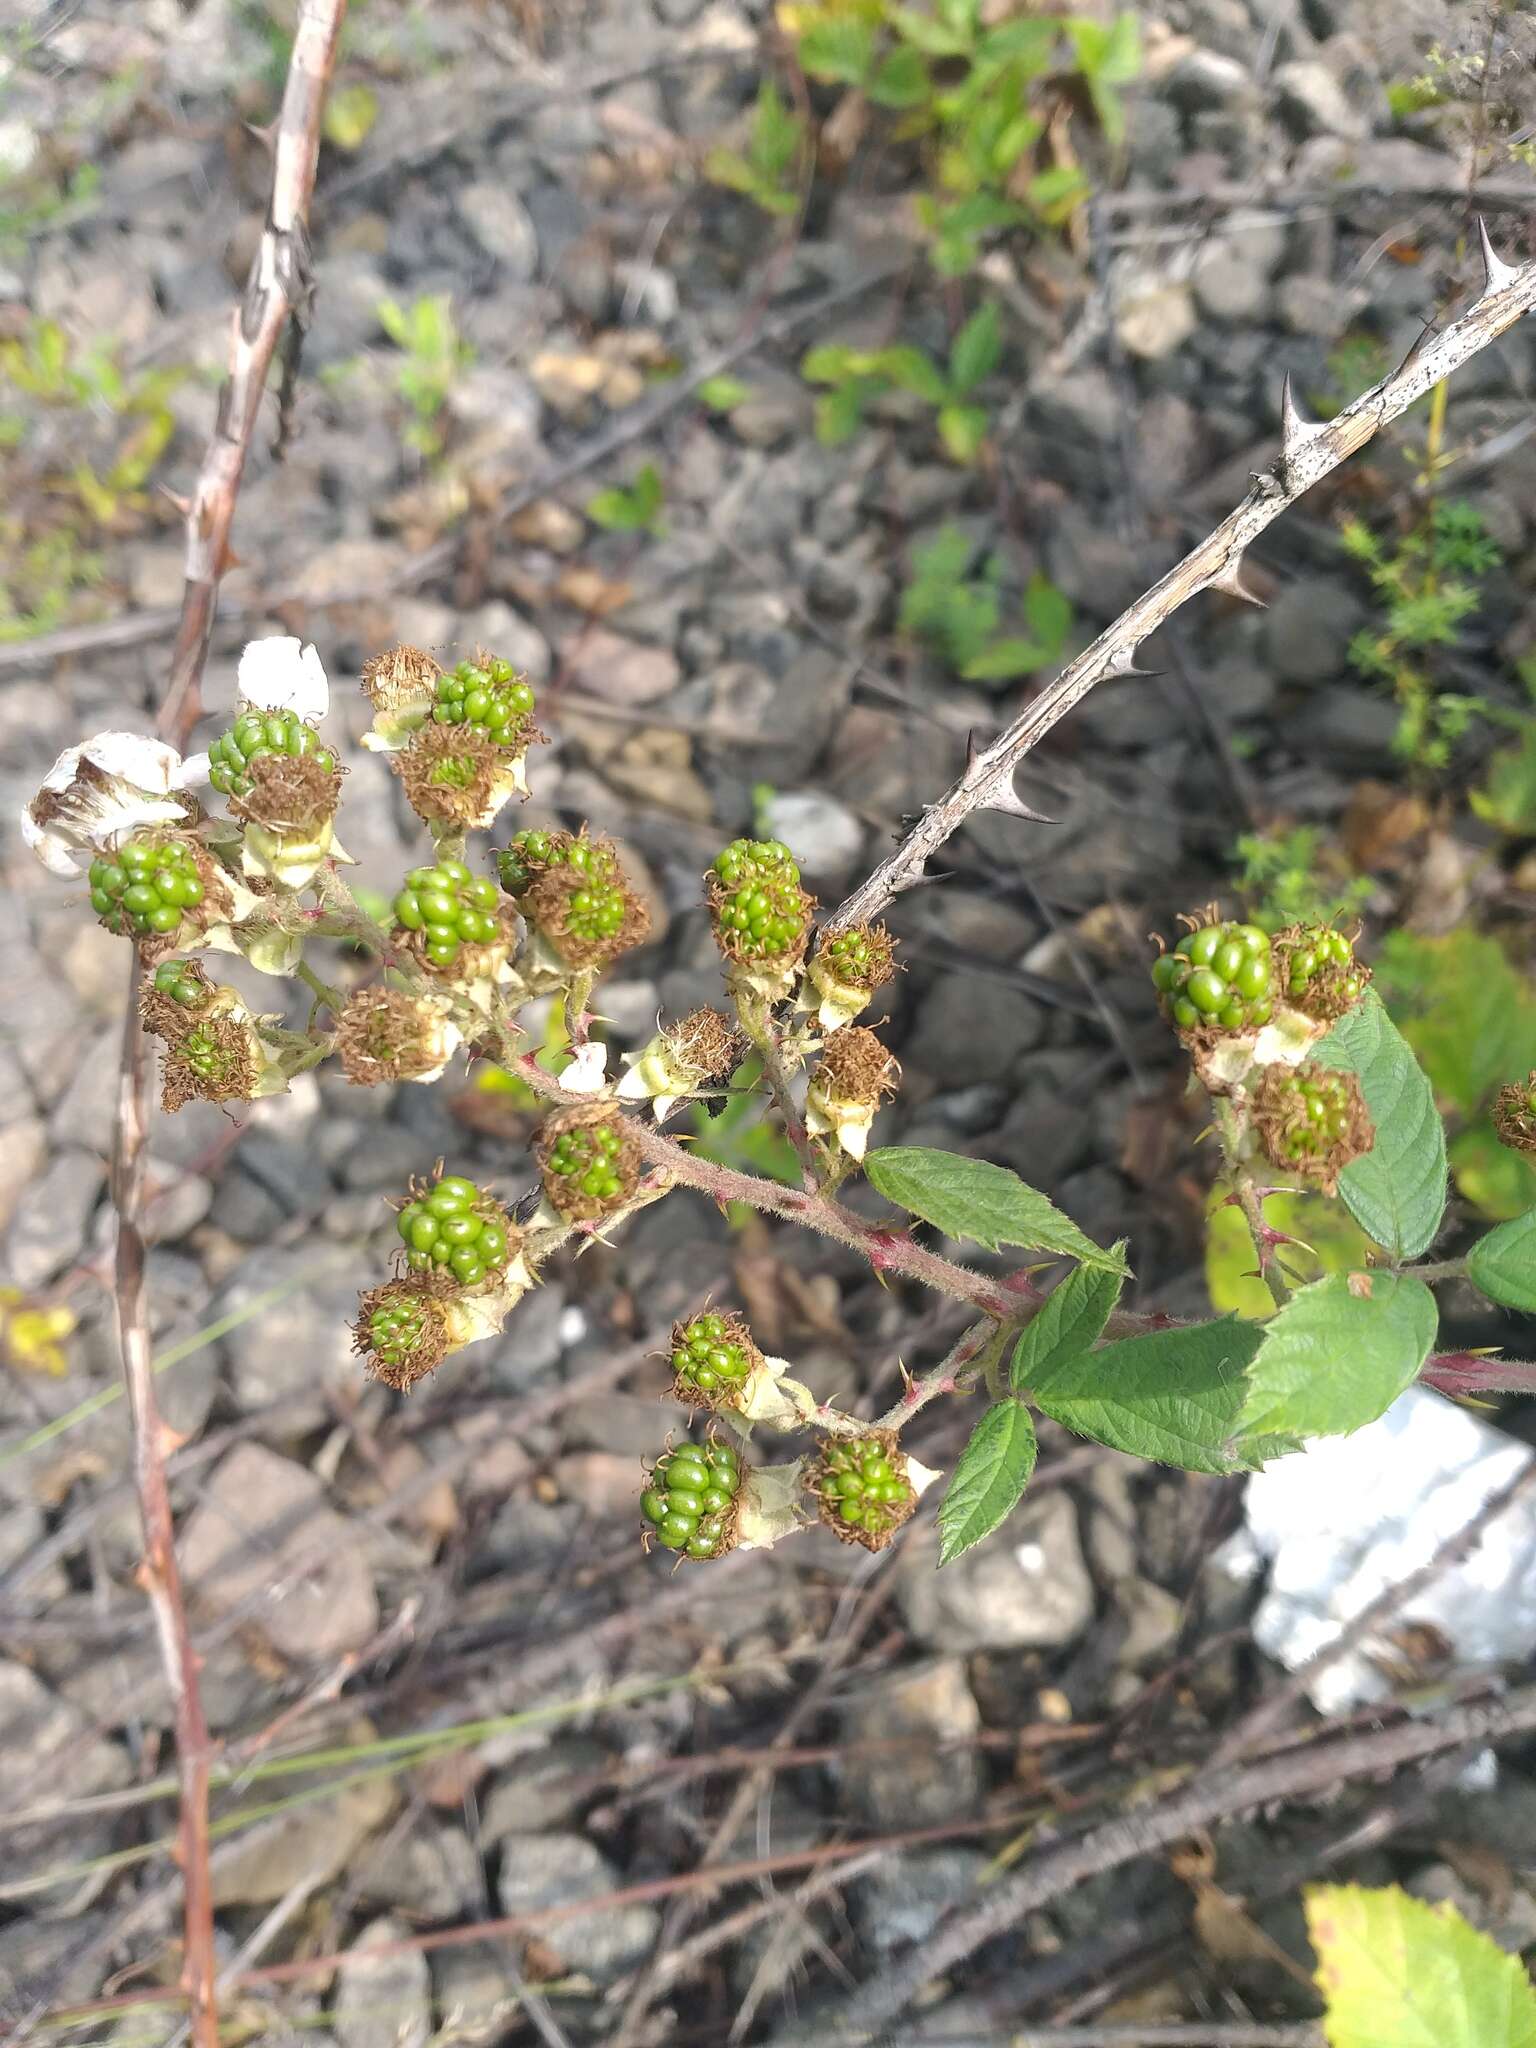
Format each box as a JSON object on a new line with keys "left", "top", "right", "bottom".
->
{"left": 152, "top": 959, "right": 206, "bottom": 1009}
{"left": 1151, "top": 919, "right": 1273, "bottom": 1034}
{"left": 430, "top": 658, "right": 537, "bottom": 741}
{"left": 395, "top": 1176, "right": 511, "bottom": 1288}
{"left": 366, "top": 1292, "right": 436, "bottom": 1381}
{"left": 1252, "top": 1061, "right": 1372, "bottom": 1189}
{"left": 708, "top": 839, "right": 812, "bottom": 962}
{"left": 544, "top": 1121, "right": 626, "bottom": 1204}
{"left": 496, "top": 829, "right": 614, "bottom": 898}
{"left": 641, "top": 1438, "right": 744, "bottom": 1559}
{"left": 1264, "top": 1068, "right": 1357, "bottom": 1160}
{"left": 670, "top": 1312, "right": 755, "bottom": 1402}
{"left": 89, "top": 839, "right": 206, "bottom": 936}
{"left": 1276, "top": 925, "right": 1365, "bottom": 1011}
{"left": 819, "top": 928, "right": 884, "bottom": 986}
{"left": 392, "top": 860, "right": 505, "bottom": 968}
{"left": 207, "top": 708, "right": 336, "bottom": 797}
{"left": 813, "top": 1433, "right": 916, "bottom": 1550}
{"left": 1494, "top": 1072, "right": 1536, "bottom": 1157}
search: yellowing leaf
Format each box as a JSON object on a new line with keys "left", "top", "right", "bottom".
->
{"left": 324, "top": 84, "right": 379, "bottom": 154}
{"left": 0, "top": 1289, "right": 76, "bottom": 1378}
{"left": 1306, "top": 1883, "right": 1536, "bottom": 2048}
{"left": 1205, "top": 1187, "right": 1374, "bottom": 1320}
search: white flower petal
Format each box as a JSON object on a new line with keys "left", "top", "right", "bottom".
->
{"left": 560, "top": 1042, "right": 609, "bottom": 1095}
{"left": 177, "top": 751, "right": 211, "bottom": 788}
{"left": 23, "top": 731, "right": 196, "bottom": 875}
{"left": 237, "top": 636, "right": 329, "bottom": 721}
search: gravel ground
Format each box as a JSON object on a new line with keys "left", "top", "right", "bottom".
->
{"left": 2, "top": 0, "right": 1536, "bottom": 2041}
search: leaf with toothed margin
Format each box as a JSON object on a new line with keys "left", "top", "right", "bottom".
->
{"left": 864, "top": 1147, "right": 1129, "bottom": 1271}
{"left": 939, "top": 1400, "right": 1037, "bottom": 1564}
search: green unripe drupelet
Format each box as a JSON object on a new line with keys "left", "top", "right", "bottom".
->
{"left": 1271, "top": 923, "right": 1369, "bottom": 1022}
{"left": 536, "top": 1108, "right": 642, "bottom": 1223}
{"left": 392, "top": 859, "right": 506, "bottom": 969}
{"left": 707, "top": 839, "right": 813, "bottom": 963}
{"left": 89, "top": 838, "right": 206, "bottom": 938}
{"left": 495, "top": 829, "right": 615, "bottom": 899}
{"left": 1251, "top": 1061, "right": 1373, "bottom": 1192}
{"left": 430, "top": 657, "right": 537, "bottom": 741}
{"left": 813, "top": 1432, "right": 916, "bottom": 1551}
{"left": 369, "top": 1294, "right": 433, "bottom": 1378}
{"left": 670, "top": 1311, "right": 758, "bottom": 1403}
{"left": 640, "top": 1438, "right": 744, "bottom": 1559}
{"left": 394, "top": 1175, "right": 512, "bottom": 1288}
{"left": 1151, "top": 917, "right": 1273, "bottom": 1035}
{"left": 153, "top": 960, "right": 205, "bottom": 1009}
{"left": 207, "top": 707, "right": 335, "bottom": 797}
{"left": 546, "top": 1123, "right": 625, "bottom": 1202}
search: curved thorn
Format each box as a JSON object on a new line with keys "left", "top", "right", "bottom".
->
{"left": 1207, "top": 558, "right": 1267, "bottom": 608}
{"left": 1476, "top": 214, "right": 1520, "bottom": 297}
{"left": 1280, "top": 373, "right": 1322, "bottom": 455}
{"left": 988, "top": 782, "right": 1058, "bottom": 825}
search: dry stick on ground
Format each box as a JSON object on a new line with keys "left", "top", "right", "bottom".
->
{"left": 107, "top": 7, "right": 347, "bottom": 2046}
{"left": 829, "top": 1680, "right": 1536, "bottom": 2041}
{"left": 1213, "top": 1454, "right": 1536, "bottom": 1764}
{"left": 828, "top": 226, "right": 1536, "bottom": 933}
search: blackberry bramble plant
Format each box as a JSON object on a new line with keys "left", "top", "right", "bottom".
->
{"left": 26, "top": 228, "right": 1536, "bottom": 1590}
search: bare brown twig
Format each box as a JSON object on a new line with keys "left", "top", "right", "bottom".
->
{"left": 829, "top": 228, "right": 1536, "bottom": 932}
{"left": 108, "top": 9, "right": 347, "bottom": 2045}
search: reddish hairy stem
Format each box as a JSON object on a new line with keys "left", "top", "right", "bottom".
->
{"left": 109, "top": 9, "right": 348, "bottom": 2044}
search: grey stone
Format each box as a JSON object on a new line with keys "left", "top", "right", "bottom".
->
{"left": 0, "top": 1911, "right": 114, "bottom": 2010}
{"left": 495, "top": 1833, "right": 660, "bottom": 1982}
{"left": 335, "top": 1917, "right": 431, "bottom": 2048}
{"left": 1191, "top": 237, "right": 1275, "bottom": 326}
{"left": 679, "top": 647, "right": 852, "bottom": 781}
{"left": 481, "top": 1282, "right": 566, "bottom": 1395}
{"left": 1043, "top": 505, "right": 1146, "bottom": 619}
{"left": 455, "top": 183, "right": 539, "bottom": 278}
{"left": 356, "top": 1821, "right": 481, "bottom": 1921}
{"left": 215, "top": 1245, "right": 358, "bottom": 1426}
{"left": 3, "top": 1148, "right": 104, "bottom": 1291}
{"left": 1264, "top": 579, "right": 1366, "bottom": 683}
{"left": 0, "top": 1661, "right": 131, "bottom": 1915}
{"left": 1114, "top": 279, "right": 1197, "bottom": 362}
{"left": 211, "top": 1728, "right": 397, "bottom": 1905}
{"left": 566, "top": 627, "right": 680, "bottom": 706}
{"left": 1273, "top": 58, "right": 1367, "bottom": 139}
{"left": 1304, "top": 684, "right": 1403, "bottom": 766}
{"left": 905, "top": 973, "right": 1045, "bottom": 1087}
{"left": 1163, "top": 49, "right": 1257, "bottom": 112}
{"left": 761, "top": 789, "right": 865, "bottom": 883}
{"left": 47, "top": 1027, "right": 120, "bottom": 1147}
{"left": 1029, "top": 367, "right": 1121, "bottom": 454}
{"left": 898, "top": 1492, "right": 1094, "bottom": 1653}
{"left": 1277, "top": 272, "right": 1363, "bottom": 340}
{"left": 838, "top": 1660, "right": 983, "bottom": 1828}
{"left": 179, "top": 1444, "right": 379, "bottom": 1664}
{"left": 852, "top": 1849, "right": 986, "bottom": 1951}
{"left": 432, "top": 1942, "right": 522, "bottom": 2036}
{"left": 478, "top": 1738, "right": 612, "bottom": 1838}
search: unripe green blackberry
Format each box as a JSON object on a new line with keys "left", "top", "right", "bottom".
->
{"left": 1271, "top": 923, "right": 1370, "bottom": 1022}
{"left": 392, "top": 859, "right": 510, "bottom": 972}
{"left": 352, "top": 1272, "right": 456, "bottom": 1391}
{"left": 207, "top": 707, "right": 336, "bottom": 797}
{"left": 429, "top": 656, "right": 537, "bottom": 742}
{"left": 1151, "top": 912, "right": 1274, "bottom": 1036}
{"left": 393, "top": 1173, "right": 515, "bottom": 1289}
{"left": 1493, "top": 1071, "right": 1536, "bottom": 1158}
{"left": 811, "top": 1431, "right": 916, "bottom": 1551}
{"left": 818, "top": 924, "right": 894, "bottom": 992}
{"left": 707, "top": 838, "right": 814, "bottom": 966}
{"left": 640, "top": 1437, "right": 745, "bottom": 1559}
{"left": 524, "top": 837, "right": 650, "bottom": 970}
{"left": 669, "top": 1310, "right": 764, "bottom": 1410}
{"left": 495, "top": 829, "right": 614, "bottom": 900}
{"left": 1251, "top": 1062, "right": 1373, "bottom": 1192}
{"left": 535, "top": 1108, "right": 641, "bottom": 1221}
{"left": 151, "top": 959, "right": 206, "bottom": 1010}
{"left": 89, "top": 835, "right": 209, "bottom": 940}
{"left": 161, "top": 1015, "right": 262, "bottom": 1109}
{"left": 336, "top": 987, "right": 459, "bottom": 1087}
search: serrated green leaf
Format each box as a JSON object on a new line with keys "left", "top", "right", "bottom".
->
{"left": 1027, "top": 1317, "right": 1264, "bottom": 1473}
{"left": 864, "top": 1147, "right": 1129, "bottom": 1272}
{"left": 1236, "top": 1272, "right": 1437, "bottom": 1442}
{"left": 799, "top": 16, "right": 876, "bottom": 82}
{"left": 939, "top": 1401, "right": 1037, "bottom": 1563}
{"left": 1378, "top": 930, "right": 1536, "bottom": 1118}
{"left": 888, "top": 4, "right": 972, "bottom": 55}
{"left": 1452, "top": 1124, "right": 1536, "bottom": 1222}
{"left": 813, "top": 383, "right": 867, "bottom": 445}
{"left": 961, "top": 635, "right": 1050, "bottom": 680}
{"left": 1467, "top": 1208, "right": 1536, "bottom": 1311}
{"left": 868, "top": 46, "right": 931, "bottom": 106}
{"left": 937, "top": 400, "right": 988, "bottom": 463}
{"left": 1010, "top": 1260, "right": 1122, "bottom": 1391}
{"left": 1306, "top": 1882, "right": 1536, "bottom": 2048}
{"left": 947, "top": 301, "right": 1001, "bottom": 395}
{"left": 1317, "top": 990, "right": 1448, "bottom": 1259}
